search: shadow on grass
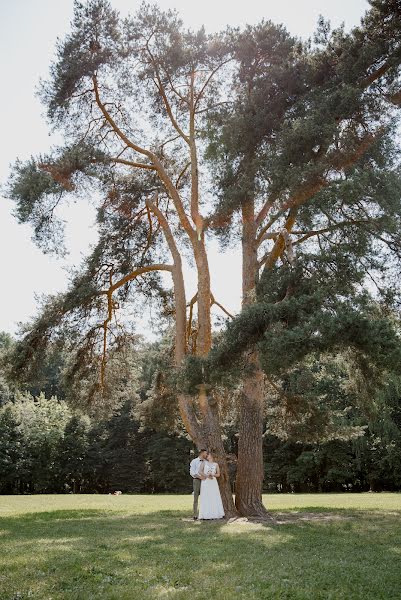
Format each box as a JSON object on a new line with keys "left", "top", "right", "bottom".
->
{"left": 0, "top": 506, "right": 401, "bottom": 600}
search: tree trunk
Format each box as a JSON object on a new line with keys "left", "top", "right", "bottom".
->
{"left": 235, "top": 199, "right": 269, "bottom": 517}
{"left": 198, "top": 385, "right": 237, "bottom": 517}
{"left": 193, "top": 241, "right": 212, "bottom": 356}
{"left": 235, "top": 350, "right": 268, "bottom": 516}
{"left": 194, "top": 241, "right": 237, "bottom": 517}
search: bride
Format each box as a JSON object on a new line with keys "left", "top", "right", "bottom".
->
{"left": 198, "top": 452, "right": 225, "bottom": 520}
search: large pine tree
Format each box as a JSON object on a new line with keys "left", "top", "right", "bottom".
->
{"left": 6, "top": 0, "right": 401, "bottom": 516}
{"left": 196, "top": 1, "right": 401, "bottom": 514}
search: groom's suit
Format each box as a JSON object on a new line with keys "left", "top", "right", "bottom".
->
{"left": 189, "top": 457, "right": 204, "bottom": 518}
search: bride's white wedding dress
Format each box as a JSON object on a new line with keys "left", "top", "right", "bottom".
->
{"left": 199, "top": 462, "right": 225, "bottom": 520}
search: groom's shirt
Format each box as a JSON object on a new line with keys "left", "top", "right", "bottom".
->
{"left": 190, "top": 457, "right": 204, "bottom": 479}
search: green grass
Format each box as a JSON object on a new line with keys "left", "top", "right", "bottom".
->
{"left": 0, "top": 493, "right": 400, "bottom": 600}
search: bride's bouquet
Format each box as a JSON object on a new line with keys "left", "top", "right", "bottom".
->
{"left": 208, "top": 464, "right": 216, "bottom": 478}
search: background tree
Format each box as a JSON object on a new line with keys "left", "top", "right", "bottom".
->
{"left": 0, "top": 332, "right": 16, "bottom": 406}
{"left": 0, "top": 406, "right": 23, "bottom": 493}
{"left": 10, "top": 394, "right": 71, "bottom": 492}
{"left": 102, "top": 399, "right": 147, "bottom": 493}
{"left": 56, "top": 414, "right": 90, "bottom": 493}
{"left": 1, "top": 329, "right": 401, "bottom": 494}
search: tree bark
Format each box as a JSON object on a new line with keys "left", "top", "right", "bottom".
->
{"left": 235, "top": 199, "right": 269, "bottom": 517}
{"left": 193, "top": 240, "right": 237, "bottom": 517}
{"left": 198, "top": 385, "right": 237, "bottom": 517}
{"left": 235, "top": 351, "right": 267, "bottom": 516}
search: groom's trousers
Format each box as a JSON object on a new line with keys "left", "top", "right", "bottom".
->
{"left": 193, "top": 477, "right": 201, "bottom": 517}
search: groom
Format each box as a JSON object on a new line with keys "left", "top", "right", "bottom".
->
{"left": 189, "top": 448, "right": 208, "bottom": 520}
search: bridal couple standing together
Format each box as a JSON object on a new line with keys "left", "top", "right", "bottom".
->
{"left": 190, "top": 449, "right": 225, "bottom": 520}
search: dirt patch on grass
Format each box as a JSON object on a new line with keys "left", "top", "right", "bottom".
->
{"left": 222, "top": 512, "right": 353, "bottom": 526}
{"left": 273, "top": 511, "right": 353, "bottom": 524}
{"left": 181, "top": 511, "right": 353, "bottom": 526}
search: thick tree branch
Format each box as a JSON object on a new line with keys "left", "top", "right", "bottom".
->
{"left": 146, "top": 44, "right": 190, "bottom": 144}
{"left": 329, "top": 128, "right": 385, "bottom": 172}
{"left": 101, "top": 270, "right": 114, "bottom": 388}
{"left": 387, "top": 89, "right": 401, "bottom": 105}
{"left": 362, "top": 60, "right": 393, "bottom": 87}
{"left": 144, "top": 202, "right": 197, "bottom": 358}
{"left": 186, "top": 292, "right": 198, "bottom": 343}
{"left": 210, "top": 293, "right": 234, "bottom": 319}
{"left": 93, "top": 75, "right": 194, "bottom": 237}
{"left": 256, "top": 212, "right": 283, "bottom": 245}
{"left": 145, "top": 197, "right": 184, "bottom": 267}
{"left": 261, "top": 208, "right": 298, "bottom": 271}
{"left": 255, "top": 193, "right": 279, "bottom": 227}
{"left": 360, "top": 48, "right": 401, "bottom": 88}
{"left": 108, "top": 157, "right": 157, "bottom": 171}
{"left": 292, "top": 218, "right": 374, "bottom": 245}
{"left": 99, "top": 264, "right": 174, "bottom": 296}
{"left": 256, "top": 179, "right": 327, "bottom": 249}
{"left": 92, "top": 75, "right": 156, "bottom": 161}
{"left": 189, "top": 70, "right": 203, "bottom": 239}
{"left": 257, "top": 128, "right": 385, "bottom": 263}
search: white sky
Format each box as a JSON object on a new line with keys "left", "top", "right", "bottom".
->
{"left": 0, "top": 0, "right": 369, "bottom": 338}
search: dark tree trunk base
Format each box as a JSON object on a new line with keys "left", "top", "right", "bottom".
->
{"left": 235, "top": 355, "right": 266, "bottom": 519}
{"left": 226, "top": 513, "right": 277, "bottom": 525}
{"left": 199, "top": 387, "right": 238, "bottom": 518}
{"left": 224, "top": 507, "right": 240, "bottom": 519}
{"left": 247, "top": 514, "right": 277, "bottom": 524}
{"left": 235, "top": 496, "right": 270, "bottom": 519}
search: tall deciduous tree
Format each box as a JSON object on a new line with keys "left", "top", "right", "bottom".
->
{"left": 0, "top": 407, "right": 23, "bottom": 493}
{"left": 56, "top": 414, "right": 89, "bottom": 492}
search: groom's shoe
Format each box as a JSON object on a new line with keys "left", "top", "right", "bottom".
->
{"left": 193, "top": 516, "right": 198, "bottom": 520}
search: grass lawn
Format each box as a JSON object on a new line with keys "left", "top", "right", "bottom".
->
{"left": 0, "top": 493, "right": 400, "bottom": 599}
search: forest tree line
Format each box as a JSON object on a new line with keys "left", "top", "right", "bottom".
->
{"left": 1, "top": 331, "right": 400, "bottom": 495}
